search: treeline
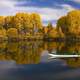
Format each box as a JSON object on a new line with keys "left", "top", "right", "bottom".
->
{"left": 0, "top": 10, "right": 80, "bottom": 41}
{"left": 0, "top": 13, "right": 57, "bottom": 41}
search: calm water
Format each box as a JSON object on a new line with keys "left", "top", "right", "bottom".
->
{"left": 0, "top": 41, "right": 80, "bottom": 80}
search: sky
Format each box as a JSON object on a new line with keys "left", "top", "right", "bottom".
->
{"left": 0, "top": 0, "right": 80, "bottom": 26}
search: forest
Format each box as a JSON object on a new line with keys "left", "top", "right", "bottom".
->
{"left": 0, "top": 10, "right": 80, "bottom": 41}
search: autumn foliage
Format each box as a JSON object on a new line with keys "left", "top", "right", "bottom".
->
{"left": 0, "top": 10, "right": 80, "bottom": 41}
{"left": 0, "top": 12, "right": 57, "bottom": 40}
{"left": 57, "top": 10, "right": 80, "bottom": 40}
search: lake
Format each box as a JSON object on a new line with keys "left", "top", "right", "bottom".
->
{"left": 0, "top": 41, "right": 80, "bottom": 80}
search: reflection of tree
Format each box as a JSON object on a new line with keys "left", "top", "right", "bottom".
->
{"left": 64, "top": 58, "right": 80, "bottom": 68}
{"left": 56, "top": 42, "right": 80, "bottom": 55}
{"left": 47, "top": 42, "right": 58, "bottom": 53}
{"left": 0, "top": 41, "right": 45, "bottom": 64}
{"left": 0, "top": 42, "right": 7, "bottom": 52}
{"left": 0, "top": 41, "right": 80, "bottom": 64}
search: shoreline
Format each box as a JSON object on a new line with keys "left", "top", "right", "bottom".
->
{"left": 0, "top": 37, "right": 80, "bottom": 42}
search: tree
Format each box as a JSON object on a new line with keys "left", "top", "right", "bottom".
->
{"left": 66, "top": 58, "right": 80, "bottom": 68}
{"left": 7, "top": 28, "right": 18, "bottom": 38}
{"left": 13, "top": 13, "right": 31, "bottom": 36}
{"left": 30, "top": 13, "right": 42, "bottom": 35}
{"left": 0, "top": 16, "right": 7, "bottom": 40}
{"left": 67, "top": 10, "right": 80, "bottom": 37}
{"left": 47, "top": 22, "right": 53, "bottom": 37}
{"left": 48, "top": 27, "right": 58, "bottom": 38}
{"left": 57, "top": 16, "right": 68, "bottom": 38}
{"left": 0, "top": 16, "right": 5, "bottom": 29}
{"left": 0, "top": 29, "right": 6, "bottom": 38}
{"left": 46, "top": 22, "right": 58, "bottom": 38}
{"left": 4, "top": 16, "right": 13, "bottom": 29}
{"left": 57, "top": 10, "right": 80, "bottom": 39}
{"left": 47, "top": 22, "right": 53, "bottom": 31}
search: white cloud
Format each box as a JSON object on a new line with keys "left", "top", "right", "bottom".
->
{"left": 14, "top": 5, "right": 75, "bottom": 25}
{"left": 61, "top": 4, "right": 75, "bottom": 11}
{"left": 14, "top": 7, "right": 63, "bottom": 26}
{"left": 0, "top": 0, "right": 15, "bottom": 8}
{"left": 70, "top": 0, "right": 80, "bottom": 3}
{"left": 15, "top": 7, "right": 62, "bottom": 20}
{"left": 0, "top": 0, "right": 75, "bottom": 26}
{"left": 0, "top": 0, "right": 16, "bottom": 16}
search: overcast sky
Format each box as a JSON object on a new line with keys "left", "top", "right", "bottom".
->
{"left": 0, "top": 0, "right": 80, "bottom": 26}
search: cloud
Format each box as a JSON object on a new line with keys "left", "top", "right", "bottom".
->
{"left": 0, "top": 0, "right": 15, "bottom": 8}
{"left": 15, "top": 4, "right": 75, "bottom": 25}
{"left": 14, "top": 6, "right": 66, "bottom": 25}
{"left": 15, "top": 7, "right": 63, "bottom": 20}
{"left": 12, "top": 0, "right": 76, "bottom": 26}
{"left": 61, "top": 4, "right": 75, "bottom": 11}
{"left": 0, "top": 0, "right": 16, "bottom": 16}
{"left": 15, "top": 0, "right": 63, "bottom": 9}
{"left": 0, "top": 0, "right": 77, "bottom": 26}
{"left": 70, "top": 0, "right": 80, "bottom": 3}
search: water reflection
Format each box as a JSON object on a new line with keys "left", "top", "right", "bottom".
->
{"left": 0, "top": 41, "right": 80, "bottom": 67}
{"left": 57, "top": 42, "right": 80, "bottom": 55}
{"left": 0, "top": 41, "right": 44, "bottom": 64}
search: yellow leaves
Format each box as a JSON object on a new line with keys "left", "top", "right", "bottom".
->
{"left": 0, "top": 10, "right": 80, "bottom": 39}
{"left": 1, "top": 10, "right": 80, "bottom": 39}
{"left": 13, "top": 13, "right": 30, "bottom": 29}
{"left": 44, "top": 22, "right": 58, "bottom": 38}
{"left": 7, "top": 42, "right": 18, "bottom": 52}
{"left": 66, "top": 58, "right": 80, "bottom": 68}
{"left": 67, "top": 10, "right": 80, "bottom": 36}
{"left": 0, "top": 12, "right": 58, "bottom": 40}
{"left": 4, "top": 16, "right": 13, "bottom": 29}
{"left": 5, "top": 16, "right": 13, "bottom": 23}
{"left": 0, "top": 29, "right": 6, "bottom": 38}
{"left": 49, "top": 28, "right": 58, "bottom": 38}
{"left": 30, "top": 13, "right": 42, "bottom": 29}
{"left": 7, "top": 28, "right": 18, "bottom": 38}
{"left": 57, "top": 10, "right": 80, "bottom": 38}
{"left": 30, "top": 13, "right": 41, "bottom": 21}
{"left": 57, "top": 16, "right": 67, "bottom": 34}
{"left": 43, "top": 27, "right": 48, "bottom": 34}
{"left": 0, "top": 16, "right": 5, "bottom": 26}
{"left": 68, "top": 10, "right": 80, "bottom": 18}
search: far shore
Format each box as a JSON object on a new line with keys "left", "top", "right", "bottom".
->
{"left": 0, "top": 37, "right": 80, "bottom": 42}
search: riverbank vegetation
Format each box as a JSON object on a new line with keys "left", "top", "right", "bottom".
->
{"left": 0, "top": 10, "right": 80, "bottom": 41}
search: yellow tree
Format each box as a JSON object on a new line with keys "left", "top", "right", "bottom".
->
{"left": 13, "top": 13, "right": 31, "bottom": 36}
{"left": 49, "top": 27, "right": 58, "bottom": 38}
{"left": 66, "top": 58, "right": 80, "bottom": 68}
{"left": 67, "top": 10, "right": 80, "bottom": 38}
{"left": 30, "top": 13, "right": 42, "bottom": 35}
{"left": 0, "top": 29, "right": 6, "bottom": 39}
{"left": 0, "top": 16, "right": 7, "bottom": 40}
{"left": 47, "top": 22, "right": 53, "bottom": 37}
{"left": 57, "top": 16, "right": 68, "bottom": 38}
{"left": 7, "top": 28, "right": 18, "bottom": 39}
{"left": 0, "top": 16, "right": 5, "bottom": 29}
{"left": 4, "top": 16, "right": 14, "bottom": 29}
{"left": 57, "top": 10, "right": 80, "bottom": 39}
